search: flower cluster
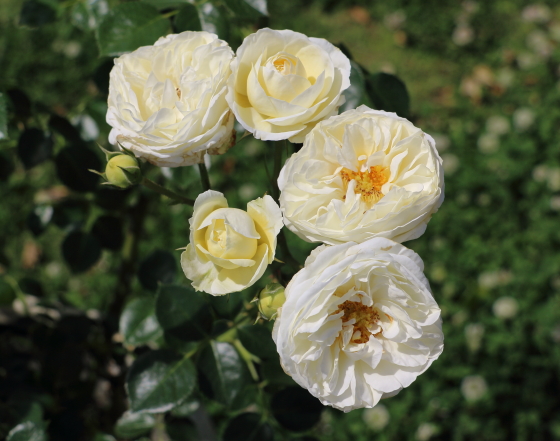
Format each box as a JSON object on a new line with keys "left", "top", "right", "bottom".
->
{"left": 106, "top": 27, "right": 444, "bottom": 412}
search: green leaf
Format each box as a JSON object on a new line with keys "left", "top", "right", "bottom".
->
{"left": 17, "top": 129, "right": 53, "bottom": 170}
{"left": 340, "top": 61, "right": 366, "bottom": 113}
{"left": 0, "top": 92, "right": 8, "bottom": 140}
{"left": 209, "top": 293, "right": 244, "bottom": 319}
{"left": 54, "top": 145, "right": 102, "bottom": 193}
{"left": 61, "top": 230, "right": 102, "bottom": 273}
{"left": 365, "top": 72, "right": 410, "bottom": 119}
{"left": 170, "top": 396, "right": 199, "bottom": 417}
{"left": 155, "top": 284, "right": 212, "bottom": 342}
{"left": 261, "top": 358, "right": 295, "bottom": 387}
{"left": 198, "top": 2, "right": 228, "bottom": 40}
{"left": 0, "top": 151, "right": 14, "bottom": 182}
{"left": 271, "top": 387, "right": 323, "bottom": 432}
{"left": 174, "top": 4, "right": 201, "bottom": 33}
{"left": 114, "top": 411, "right": 156, "bottom": 439}
{"left": 126, "top": 349, "right": 197, "bottom": 413}
{"left": 143, "top": 0, "right": 189, "bottom": 9}
{"left": 96, "top": 2, "right": 171, "bottom": 57}
{"left": 93, "top": 434, "right": 116, "bottom": 441}
{"left": 120, "top": 297, "right": 163, "bottom": 346}
{"left": 138, "top": 250, "right": 177, "bottom": 291}
{"left": 0, "top": 276, "right": 16, "bottom": 306}
{"left": 19, "top": 0, "right": 56, "bottom": 27}
{"left": 237, "top": 325, "right": 277, "bottom": 361}
{"left": 198, "top": 341, "right": 250, "bottom": 407}
{"left": 91, "top": 215, "right": 124, "bottom": 251}
{"left": 165, "top": 416, "right": 199, "bottom": 441}
{"left": 223, "top": 413, "right": 274, "bottom": 441}
{"left": 227, "top": 0, "right": 268, "bottom": 17}
{"left": 6, "top": 421, "right": 47, "bottom": 441}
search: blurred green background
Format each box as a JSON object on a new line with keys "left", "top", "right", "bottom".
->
{"left": 1, "top": 0, "right": 560, "bottom": 440}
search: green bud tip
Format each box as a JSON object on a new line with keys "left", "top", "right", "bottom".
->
{"left": 105, "top": 154, "right": 141, "bottom": 188}
{"left": 258, "top": 283, "right": 286, "bottom": 320}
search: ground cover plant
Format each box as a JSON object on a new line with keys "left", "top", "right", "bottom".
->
{"left": 1, "top": 1, "right": 560, "bottom": 441}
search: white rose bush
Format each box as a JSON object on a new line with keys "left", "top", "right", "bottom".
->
{"left": 9, "top": 1, "right": 446, "bottom": 437}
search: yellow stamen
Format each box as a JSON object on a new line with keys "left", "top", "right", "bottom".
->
{"left": 341, "top": 165, "right": 388, "bottom": 204}
{"left": 334, "top": 300, "right": 380, "bottom": 344}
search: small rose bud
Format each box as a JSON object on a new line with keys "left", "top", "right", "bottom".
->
{"left": 258, "top": 283, "right": 285, "bottom": 320}
{"left": 105, "top": 155, "right": 141, "bottom": 188}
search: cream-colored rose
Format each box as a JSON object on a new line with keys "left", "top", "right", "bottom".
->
{"left": 181, "top": 190, "right": 283, "bottom": 295}
{"left": 273, "top": 238, "right": 444, "bottom": 412}
{"left": 107, "top": 31, "right": 234, "bottom": 167}
{"left": 278, "top": 106, "right": 444, "bottom": 245}
{"left": 226, "top": 28, "right": 351, "bottom": 143}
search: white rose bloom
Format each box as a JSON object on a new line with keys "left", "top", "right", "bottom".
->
{"left": 226, "top": 28, "right": 351, "bottom": 143}
{"left": 279, "top": 106, "right": 444, "bottom": 245}
{"left": 273, "top": 238, "right": 444, "bottom": 412}
{"left": 181, "top": 190, "right": 283, "bottom": 295}
{"left": 107, "top": 31, "right": 235, "bottom": 167}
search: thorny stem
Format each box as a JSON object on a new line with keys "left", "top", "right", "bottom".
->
{"left": 141, "top": 177, "right": 195, "bottom": 205}
{"left": 198, "top": 162, "right": 211, "bottom": 191}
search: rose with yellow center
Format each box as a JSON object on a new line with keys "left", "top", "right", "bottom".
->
{"left": 273, "top": 238, "right": 444, "bottom": 412}
{"left": 181, "top": 190, "right": 283, "bottom": 295}
{"left": 226, "top": 28, "right": 351, "bottom": 143}
{"left": 278, "top": 105, "right": 445, "bottom": 245}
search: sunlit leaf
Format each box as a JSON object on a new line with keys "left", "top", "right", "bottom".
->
{"left": 127, "top": 349, "right": 197, "bottom": 413}
{"left": 120, "top": 297, "right": 163, "bottom": 346}
{"left": 96, "top": 2, "right": 171, "bottom": 57}
{"left": 198, "top": 341, "right": 250, "bottom": 407}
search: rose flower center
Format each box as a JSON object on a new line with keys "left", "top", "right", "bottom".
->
{"left": 335, "top": 300, "right": 380, "bottom": 344}
{"left": 341, "top": 165, "right": 388, "bottom": 204}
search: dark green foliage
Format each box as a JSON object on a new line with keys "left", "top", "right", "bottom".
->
{"left": 92, "top": 215, "right": 124, "bottom": 251}
{"left": 222, "top": 412, "right": 274, "bottom": 441}
{"left": 365, "top": 72, "right": 410, "bottom": 118}
{"left": 54, "top": 145, "right": 101, "bottom": 192}
{"left": 61, "top": 230, "right": 102, "bottom": 273}
{"left": 19, "top": 0, "right": 56, "bottom": 27}
{"left": 271, "top": 387, "right": 323, "bottom": 432}
{"left": 138, "top": 250, "right": 177, "bottom": 291}
{"left": 156, "top": 284, "right": 213, "bottom": 342}
{"left": 17, "top": 129, "right": 53, "bottom": 169}
{"left": 174, "top": 4, "right": 202, "bottom": 33}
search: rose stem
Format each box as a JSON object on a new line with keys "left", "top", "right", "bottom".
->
{"left": 198, "top": 162, "right": 211, "bottom": 191}
{"left": 140, "top": 177, "right": 195, "bottom": 205}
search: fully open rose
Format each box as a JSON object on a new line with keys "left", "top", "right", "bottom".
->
{"left": 278, "top": 106, "right": 444, "bottom": 244}
{"left": 273, "top": 238, "right": 444, "bottom": 412}
{"left": 226, "top": 28, "right": 351, "bottom": 143}
{"left": 107, "top": 31, "right": 234, "bottom": 167}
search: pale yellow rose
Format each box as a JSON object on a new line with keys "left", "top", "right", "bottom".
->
{"left": 181, "top": 190, "right": 283, "bottom": 295}
{"left": 278, "top": 106, "right": 444, "bottom": 245}
{"left": 107, "top": 31, "right": 234, "bottom": 167}
{"left": 226, "top": 28, "right": 351, "bottom": 143}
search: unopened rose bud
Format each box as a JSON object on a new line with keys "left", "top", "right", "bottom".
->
{"left": 105, "top": 155, "right": 141, "bottom": 188}
{"left": 258, "top": 283, "right": 285, "bottom": 320}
